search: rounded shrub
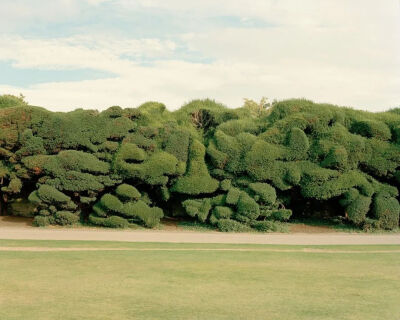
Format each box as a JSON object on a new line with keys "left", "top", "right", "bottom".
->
{"left": 251, "top": 220, "right": 278, "bottom": 232}
{"left": 108, "top": 117, "right": 136, "bottom": 139}
{"left": 225, "top": 187, "right": 241, "bottom": 205}
{"left": 269, "top": 209, "right": 292, "bottom": 221}
{"left": 122, "top": 200, "right": 164, "bottom": 227}
{"left": 8, "top": 200, "right": 36, "bottom": 217}
{"left": 92, "top": 202, "right": 107, "bottom": 217}
{"left": 209, "top": 214, "right": 219, "bottom": 225}
{"left": 1, "top": 177, "right": 22, "bottom": 194}
{"left": 172, "top": 139, "right": 219, "bottom": 194}
{"left": 39, "top": 209, "right": 51, "bottom": 216}
{"left": 207, "top": 141, "right": 228, "bottom": 169}
{"left": 210, "top": 194, "right": 226, "bottom": 206}
{"left": 217, "top": 219, "right": 252, "bottom": 232}
{"left": 89, "top": 214, "right": 129, "bottom": 228}
{"left": 351, "top": 120, "right": 391, "bottom": 141}
{"left": 321, "top": 146, "right": 348, "bottom": 170}
{"left": 116, "top": 184, "right": 141, "bottom": 201}
{"left": 55, "top": 211, "right": 79, "bottom": 226}
{"left": 285, "top": 166, "right": 301, "bottom": 185}
{"left": 182, "top": 199, "right": 212, "bottom": 222}
{"left": 248, "top": 183, "right": 276, "bottom": 205}
{"left": 163, "top": 130, "right": 190, "bottom": 163}
{"left": 220, "top": 179, "right": 232, "bottom": 191}
{"left": 235, "top": 192, "right": 260, "bottom": 223}
{"left": 116, "top": 150, "right": 178, "bottom": 185}
{"left": 0, "top": 94, "right": 28, "bottom": 109}
{"left": 373, "top": 195, "right": 400, "bottom": 230}
{"left": 116, "top": 143, "right": 147, "bottom": 163}
{"left": 346, "top": 195, "right": 371, "bottom": 225}
{"left": 101, "top": 105, "right": 124, "bottom": 118}
{"left": 100, "top": 194, "right": 123, "bottom": 213}
{"left": 33, "top": 216, "right": 51, "bottom": 227}
{"left": 212, "top": 206, "right": 233, "bottom": 219}
{"left": 287, "top": 127, "right": 309, "bottom": 160}
{"left": 37, "top": 184, "right": 71, "bottom": 204}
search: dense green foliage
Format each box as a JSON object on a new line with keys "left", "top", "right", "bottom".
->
{"left": 0, "top": 95, "right": 399, "bottom": 231}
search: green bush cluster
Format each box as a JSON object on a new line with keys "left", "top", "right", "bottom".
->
{"left": 0, "top": 94, "right": 399, "bottom": 231}
{"left": 217, "top": 219, "right": 253, "bottom": 232}
{"left": 182, "top": 199, "right": 212, "bottom": 222}
{"left": 90, "top": 183, "right": 164, "bottom": 228}
{"left": 28, "top": 184, "right": 79, "bottom": 226}
{"left": 172, "top": 139, "right": 219, "bottom": 194}
{"left": 373, "top": 194, "right": 400, "bottom": 230}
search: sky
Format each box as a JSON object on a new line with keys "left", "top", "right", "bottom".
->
{"left": 0, "top": 0, "right": 399, "bottom": 112}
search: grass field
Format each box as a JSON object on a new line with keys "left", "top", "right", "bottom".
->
{"left": 0, "top": 240, "right": 399, "bottom": 320}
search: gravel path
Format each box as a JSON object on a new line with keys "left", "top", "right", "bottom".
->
{"left": 0, "top": 226, "right": 399, "bottom": 245}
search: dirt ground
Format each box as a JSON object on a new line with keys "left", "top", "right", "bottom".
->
{"left": 0, "top": 216, "right": 399, "bottom": 245}
{"left": 0, "top": 216, "right": 340, "bottom": 233}
{"left": 0, "top": 216, "right": 33, "bottom": 228}
{"left": 289, "top": 223, "right": 338, "bottom": 233}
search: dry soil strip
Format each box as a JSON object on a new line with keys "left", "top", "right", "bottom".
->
{"left": 1, "top": 226, "right": 400, "bottom": 244}
{"left": 0, "top": 246, "right": 399, "bottom": 253}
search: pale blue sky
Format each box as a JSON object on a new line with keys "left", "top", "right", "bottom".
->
{"left": 0, "top": 0, "right": 399, "bottom": 111}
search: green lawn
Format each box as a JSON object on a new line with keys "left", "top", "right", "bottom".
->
{"left": 0, "top": 240, "right": 399, "bottom": 320}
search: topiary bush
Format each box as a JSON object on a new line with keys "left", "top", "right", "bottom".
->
{"left": 88, "top": 214, "right": 129, "bottom": 228}
{"left": 225, "top": 187, "right": 241, "bottom": 205}
{"left": 8, "top": 200, "right": 36, "bottom": 217}
{"left": 235, "top": 192, "right": 260, "bottom": 223}
{"left": 251, "top": 220, "right": 285, "bottom": 232}
{"left": 172, "top": 139, "right": 219, "bottom": 194}
{"left": 286, "top": 127, "right": 309, "bottom": 160}
{"left": 269, "top": 209, "right": 292, "bottom": 221}
{"left": 123, "top": 200, "right": 164, "bottom": 227}
{"left": 115, "top": 184, "right": 141, "bottom": 201}
{"left": 33, "top": 215, "right": 52, "bottom": 227}
{"left": 90, "top": 184, "right": 164, "bottom": 228}
{"left": 351, "top": 120, "right": 391, "bottom": 141}
{"left": 248, "top": 183, "right": 276, "bottom": 205}
{"left": 373, "top": 195, "right": 400, "bottom": 230}
{"left": 163, "top": 130, "right": 190, "bottom": 163}
{"left": 212, "top": 206, "right": 233, "bottom": 220}
{"left": 217, "top": 219, "right": 252, "bottom": 232}
{"left": 36, "top": 184, "right": 71, "bottom": 204}
{"left": 346, "top": 195, "right": 371, "bottom": 225}
{"left": 182, "top": 199, "right": 212, "bottom": 222}
{"left": 100, "top": 194, "right": 124, "bottom": 213}
{"left": 220, "top": 179, "right": 232, "bottom": 191}
{"left": 321, "top": 146, "right": 348, "bottom": 170}
{"left": 1, "top": 95, "right": 399, "bottom": 231}
{"left": 55, "top": 211, "right": 80, "bottom": 226}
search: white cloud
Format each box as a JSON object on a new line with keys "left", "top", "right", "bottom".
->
{"left": 117, "top": 0, "right": 400, "bottom": 28}
{"left": 85, "top": 0, "right": 112, "bottom": 5}
{"left": 0, "top": 0, "right": 399, "bottom": 112}
{"left": 0, "top": 0, "right": 83, "bottom": 30}
{"left": 0, "top": 36, "right": 177, "bottom": 72}
{"left": 2, "top": 57, "right": 398, "bottom": 112}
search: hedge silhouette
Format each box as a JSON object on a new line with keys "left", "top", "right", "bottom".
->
{"left": 0, "top": 94, "right": 399, "bottom": 231}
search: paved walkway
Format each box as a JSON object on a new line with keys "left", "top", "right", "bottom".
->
{"left": 0, "top": 226, "right": 399, "bottom": 245}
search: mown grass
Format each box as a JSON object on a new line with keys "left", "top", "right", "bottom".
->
{"left": 0, "top": 240, "right": 399, "bottom": 320}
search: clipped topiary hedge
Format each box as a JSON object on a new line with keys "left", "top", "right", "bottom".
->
{"left": 88, "top": 214, "right": 129, "bottom": 228}
{"left": 0, "top": 94, "right": 398, "bottom": 231}
{"left": 217, "top": 219, "right": 252, "bottom": 232}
